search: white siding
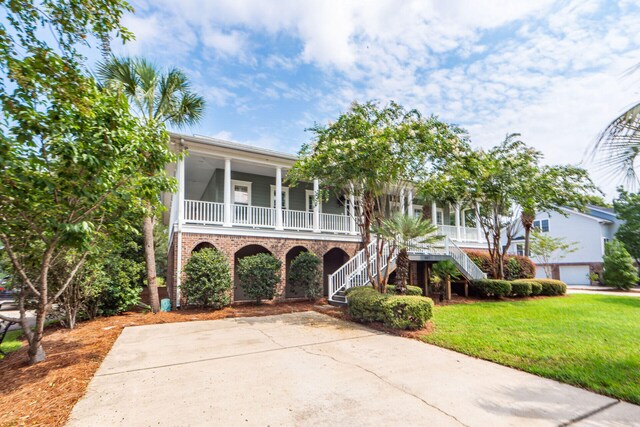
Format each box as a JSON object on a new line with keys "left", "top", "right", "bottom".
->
{"left": 530, "top": 211, "right": 605, "bottom": 264}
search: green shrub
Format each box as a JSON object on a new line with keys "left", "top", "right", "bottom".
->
{"left": 237, "top": 253, "right": 282, "bottom": 304}
{"left": 515, "top": 278, "right": 567, "bottom": 296}
{"left": 465, "top": 250, "right": 535, "bottom": 280}
{"left": 530, "top": 282, "right": 543, "bottom": 296}
{"left": 98, "top": 257, "right": 144, "bottom": 316}
{"left": 182, "top": 248, "right": 232, "bottom": 308}
{"left": 288, "top": 251, "right": 322, "bottom": 300}
{"left": 510, "top": 281, "right": 533, "bottom": 297}
{"left": 603, "top": 239, "right": 639, "bottom": 290}
{"left": 386, "top": 284, "right": 423, "bottom": 296}
{"left": 347, "top": 287, "right": 387, "bottom": 322}
{"left": 470, "top": 279, "right": 511, "bottom": 298}
{"left": 382, "top": 296, "right": 434, "bottom": 330}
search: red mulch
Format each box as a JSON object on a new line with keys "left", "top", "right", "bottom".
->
{"left": 0, "top": 301, "right": 336, "bottom": 427}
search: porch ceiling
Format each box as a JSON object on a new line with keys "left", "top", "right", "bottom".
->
{"left": 185, "top": 154, "right": 289, "bottom": 200}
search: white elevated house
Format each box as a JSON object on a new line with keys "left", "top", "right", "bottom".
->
{"left": 508, "top": 205, "right": 622, "bottom": 285}
{"left": 164, "top": 133, "right": 486, "bottom": 306}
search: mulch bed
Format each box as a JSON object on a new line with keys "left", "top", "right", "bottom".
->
{"left": 0, "top": 301, "right": 340, "bottom": 427}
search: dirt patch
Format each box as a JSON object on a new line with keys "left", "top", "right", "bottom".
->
{"left": 0, "top": 301, "right": 327, "bottom": 427}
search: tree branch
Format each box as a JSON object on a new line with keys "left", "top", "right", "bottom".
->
{"left": 0, "top": 234, "right": 40, "bottom": 297}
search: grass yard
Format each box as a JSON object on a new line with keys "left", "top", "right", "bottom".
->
{"left": 0, "top": 329, "right": 23, "bottom": 358}
{"left": 423, "top": 294, "right": 640, "bottom": 404}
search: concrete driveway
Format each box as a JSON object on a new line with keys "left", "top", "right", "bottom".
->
{"left": 67, "top": 311, "right": 640, "bottom": 426}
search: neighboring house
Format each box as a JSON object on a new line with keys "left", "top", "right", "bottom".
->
{"left": 509, "top": 205, "right": 622, "bottom": 285}
{"left": 163, "top": 133, "right": 486, "bottom": 306}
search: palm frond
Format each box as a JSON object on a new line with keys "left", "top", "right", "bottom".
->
{"left": 592, "top": 103, "right": 640, "bottom": 189}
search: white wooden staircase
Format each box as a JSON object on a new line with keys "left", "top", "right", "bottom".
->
{"left": 328, "top": 236, "right": 486, "bottom": 304}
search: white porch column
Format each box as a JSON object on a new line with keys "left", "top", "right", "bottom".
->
{"left": 223, "top": 158, "right": 232, "bottom": 227}
{"left": 175, "top": 156, "right": 185, "bottom": 308}
{"left": 275, "top": 167, "right": 283, "bottom": 230}
{"left": 400, "top": 188, "right": 406, "bottom": 214}
{"left": 349, "top": 192, "right": 356, "bottom": 235}
{"left": 313, "top": 179, "right": 320, "bottom": 233}
{"left": 455, "top": 203, "right": 461, "bottom": 241}
{"left": 407, "top": 189, "right": 414, "bottom": 217}
{"left": 177, "top": 156, "right": 185, "bottom": 228}
{"left": 475, "top": 202, "right": 482, "bottom": 242}
{"left": 431, "top": 201, "right": 437, "bottom": 227}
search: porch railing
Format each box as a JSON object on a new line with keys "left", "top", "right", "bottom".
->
{"left": 183, "top": 200, "right": 352, "bottom": 234}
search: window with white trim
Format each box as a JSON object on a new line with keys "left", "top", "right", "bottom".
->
{"left": 533, "top": 219, "right": 549, "bottom": 232}
{"left": 436, "top": 208, "right": 444, "bottom": 225}
{"left": 232, "top": 180, "right": 251, "bottom": 205}
{"left": 306, "top": 190, "right": 321, "bottom": 212}
{"left": 270, "top": 185, "right": 289, "bottom": 209}
{"left": 515, "top": 243, "right": 525, "bottom": 256}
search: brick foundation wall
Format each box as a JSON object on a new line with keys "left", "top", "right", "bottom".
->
{"left": 168, "top": 232, "right": 361, "bottom": 306}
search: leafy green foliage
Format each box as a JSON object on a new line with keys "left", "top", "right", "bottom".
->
{"left": 288, "top": 252, "right": 322, "bottom": 301}
{"left": 288, "top": 101, "right": 467, "bottom": 290}
{"left": 182, "top": 249, "right": 232, "bottom": 308}
{"left": 347, "top": 286, "right": 433, "bottom": 329}
{"left": 346, "top": 287, "right": 387, "bottom": 322}
{"left": 614, "top": 189, "right": 640, "bottom": 262}
{"left": 386, "top": 285, "right": 423, "bottom": 296}
{"left": 373, "top": 214, "right": 439, "bottom": 292}
{"left": 515, "top": 279, "right": 567, "bottom": 296}
{"left": 510, "top": 281, "right": 533, "bottom": 298}
{"left": 237, "top": 254, "right": 282, "bottom": 304}
{"left": 530, "top": 282, "right": 543, "bottom": 296}
{"left": 465, "top": 250, "right": 534, "bottom": 279}
{"left": 470, "top": 279, "right": 512, "bottom": 298}
{"left": 603, "top": 239, "right": 638, "bottom": 290}
{"left": 423, "top": 134, "right": 596, "bottom": 279}
{"left": 381, "top": 296, "right": 434, "bottom": 330}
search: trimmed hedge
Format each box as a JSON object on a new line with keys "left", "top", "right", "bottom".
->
{"left": 470, "top": 279, "right": 512, "bottom": 298}
{"left": 464, "top": 250, "right": 535, "bottom": 280}
{"left": 347, "top": 286, "right": 434, "bottom": 329}
{"left": 182, "top": 248, "right": 232, "bottom": 308}
{"left": 530, "top": 282, "right": 543, "bottom": 296}
{"left": 510, "top": 281, "right": 533, "bottom": 298}
{"left": 381, "top": 296, "right": 434, "bottom": 330}
{"left": 346, "top": 287, "right": 386, "bottom": 322}
{"left": 514, "top": 279, "right": 567, "bottom": 296}
{"left": 386, "top": 284, "right": 423, "bottom": 296}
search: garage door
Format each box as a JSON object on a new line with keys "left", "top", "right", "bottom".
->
{"left": 535, "top": 266, "right": 547, "bottom": 279}
{"left": 559, "top": 265, "right": 590, "bottom": 285}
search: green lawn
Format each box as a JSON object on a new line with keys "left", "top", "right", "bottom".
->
{"left": 0, "top": 329, "right": 23, "bottom": 358}
{"left": 422, "top": 294, "right": 640, "bottom": 404}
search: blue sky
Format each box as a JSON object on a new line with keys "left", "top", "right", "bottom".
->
{"left": 113, "top": 0, "right": 640, "bottom": 198}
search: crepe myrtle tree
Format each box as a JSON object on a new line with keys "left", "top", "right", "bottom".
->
{"left": 0, "top": 80, "right": 174, "bottom": 364}
{"left": 529, "top": 231, "right": 578, "bottom": 279}
{"left": 422, "top": 134, "right": 596, "bottom": 279}
{"left": 288, "top": 101, "right": 466, "bottom": 292}
{"left": 0, "top": 0, "right": 146, "bottom": 365}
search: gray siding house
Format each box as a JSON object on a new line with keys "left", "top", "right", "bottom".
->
{"left": 509, "top": 206, "right": 621, "bottom": 285}
{"left": 164, "top": 133, "right": 486, "bottom": 306}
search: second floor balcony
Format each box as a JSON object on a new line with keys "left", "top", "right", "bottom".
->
{"left": 166, "top": 134, "right": 484, "bottom": 244}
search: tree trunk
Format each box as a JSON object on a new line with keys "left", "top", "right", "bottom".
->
{"left": 396, "top": 249, "right": 409, "bottom": 294}
{"left": 143, "top": 213, "right": 160, "bottom": 313}
{"left": 445, "top": 275, "right": 451, "bottom": 300}
{"left": 28, "top": 301, "right": 47, "bottom": 364}
{"left": 523, "top": 225, "right": 531, "bottom": 257}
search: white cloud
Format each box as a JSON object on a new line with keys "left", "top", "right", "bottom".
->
{"left": 119, "top": 0, "right": 640, "bottom": 198}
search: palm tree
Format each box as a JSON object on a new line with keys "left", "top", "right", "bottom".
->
{"left": 97, "top": 57, "right": 205, "bottom": 312}
{"left": 374, "top": 214, "right": 440, "bottom": 294}
{"left": 593, "top": 103, "right": 640, "bottom": 186}
{"left": 521, "top": 209, "right": 535, "bottom": 256}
